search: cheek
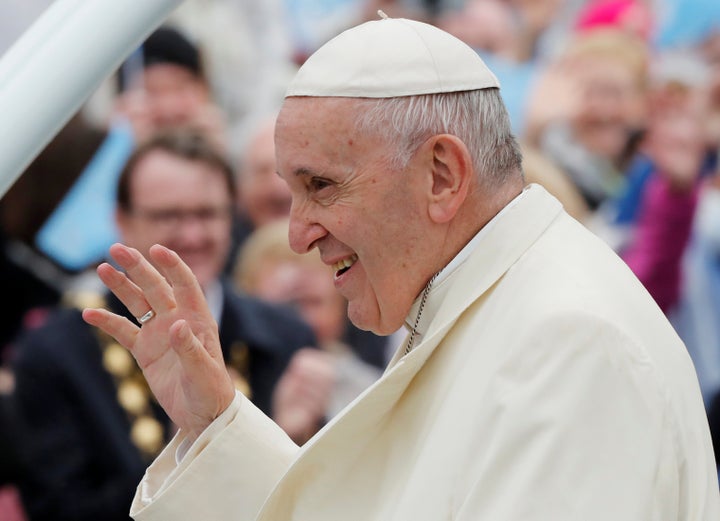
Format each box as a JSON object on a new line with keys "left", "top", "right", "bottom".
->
{"left": 121, "top": 235, "right": 158, "bottom": 264}
{"left": 120, "top": 221, "right": 160, "bottom": 248}
{"left": 376, "top": 193, "right": 426, "bottom": 249}
{"left": 350, "top": 211, "right": 422, "bottom": 284}
{"left": 213, "top": 221, "right": 233, "bottom": 248}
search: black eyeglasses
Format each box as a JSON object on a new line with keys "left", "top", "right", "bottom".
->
{"left": 129, "top": 205, "right": 233, "bottom": 228}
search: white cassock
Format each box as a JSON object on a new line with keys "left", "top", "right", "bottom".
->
{"left": 131, "top": 184, "right": 719, "bottom": 520}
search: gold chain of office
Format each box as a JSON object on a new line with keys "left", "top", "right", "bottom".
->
{"left": 66, "top": 291, "right": 252, "bottom": 461}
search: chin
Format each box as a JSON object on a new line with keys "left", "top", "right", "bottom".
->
{"left": 192, "top": 269, "right": 215, "bottom": 290}
{"left": 348, "top": 305, "right": 402, "bottom": 336}
{"left": 347, "top": 304, "right": 378, "bottom": 334}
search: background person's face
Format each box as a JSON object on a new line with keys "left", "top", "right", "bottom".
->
{"left": 275, "top": 97, "right": 432, "bottom": 335}
{"left": 142, "top": 63, "right": 210, "bottom": 129}
{"left": 253, "top": 261, "right": 347, "bottom": 347}
{"left": 571, "top": 57, "right": 645, "bottom": 161}
{"left": 117, "top": 150, "right": 233, "bottom": 289}
{"left": 238, "top": 118, "right": 292, "bottom": 227}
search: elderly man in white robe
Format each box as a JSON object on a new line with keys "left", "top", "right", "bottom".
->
{"left": 83, "top": 14, "right": 720, "bottom": 521}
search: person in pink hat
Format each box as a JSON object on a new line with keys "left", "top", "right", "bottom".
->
{"left": 575, "top": 0, "right": 655, "bottom": 42}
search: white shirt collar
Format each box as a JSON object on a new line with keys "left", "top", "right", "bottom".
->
{"left": 204, "top": 278, "right": 224, "bottom": 323}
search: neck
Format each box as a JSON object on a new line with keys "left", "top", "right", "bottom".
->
{"left": 431, "top": 176, "right": 525, "bottom": 278}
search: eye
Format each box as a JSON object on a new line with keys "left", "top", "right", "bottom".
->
{"left": 308, "top": 177, "right": 333, "bottom": 193}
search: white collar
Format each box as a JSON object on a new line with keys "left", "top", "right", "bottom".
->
{"left": 204, "top": 278, "right": 224, "bottom": 323}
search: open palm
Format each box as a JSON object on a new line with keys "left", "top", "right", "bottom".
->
{"left": 82, "top": 243, "right": 236, "bottom": 439}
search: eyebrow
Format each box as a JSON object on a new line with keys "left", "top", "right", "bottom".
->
{"left": 292, "top": 167, "right": 318, "bottom": 178}
{"left": 276, "top": 166, "right": 321, "bottom": 180}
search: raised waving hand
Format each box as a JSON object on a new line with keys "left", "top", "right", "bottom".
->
{"left": 82, "top": 243, "right": 236, "bottom": 440}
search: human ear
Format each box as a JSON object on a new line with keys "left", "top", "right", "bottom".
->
{"left": 426, "top": 134, "right": 473, "bottom": 224}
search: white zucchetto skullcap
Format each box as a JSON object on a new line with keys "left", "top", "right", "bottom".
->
{"left": 285, "top": 15, "right": 500, "bottom": 98}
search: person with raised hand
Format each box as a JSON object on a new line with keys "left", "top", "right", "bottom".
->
{"left": 84, "top": 13, "right": 718, "bottom": 521}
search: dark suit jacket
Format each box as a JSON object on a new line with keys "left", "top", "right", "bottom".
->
{"left": 0, "top": 393, "right": 27, "bottom": 486}
{"left": 11, "top": 279, "right": 315, "bottom": 521}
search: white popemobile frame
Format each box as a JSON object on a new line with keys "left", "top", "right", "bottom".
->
{"left": 0, "top": 0, "right": 184, "bottom": 199}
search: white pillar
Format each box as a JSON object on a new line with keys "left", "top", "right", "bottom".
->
{"left": 0, "top": 0, "right": 184, "bottom": 199}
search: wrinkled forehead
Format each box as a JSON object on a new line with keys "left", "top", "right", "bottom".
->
{"left": 274, "top": 96, "right": 393, "bottom": 179}
{"left": 276, "top": 97, "right": 366, "bottom": 143}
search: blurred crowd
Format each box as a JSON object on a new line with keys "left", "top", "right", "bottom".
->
{"left": 1, "top": 0, "right": 720, "bottom": 519}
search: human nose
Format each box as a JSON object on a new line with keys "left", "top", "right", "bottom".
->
{"left": 185, "top": 212, "right": 211, "bottom": 227}
{"left": 288, "top": 201, "right": 326, "bottom": 254}
{"left": 173, "top": 214, "right": 210, "bottom": 244}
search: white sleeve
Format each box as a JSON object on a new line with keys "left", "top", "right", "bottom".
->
{"left": 454, "top": 311, "right": 718, "bottom": 520}
{"left": 130, "top": 391, "right": 299, "bottom": 521}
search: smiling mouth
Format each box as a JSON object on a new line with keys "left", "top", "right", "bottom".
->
{"left": 332, "top": 254, "right": 358, "bottom": 278}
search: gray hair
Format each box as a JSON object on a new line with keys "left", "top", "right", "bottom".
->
{"left": 354, "top": 88, "right": 522, "bottom": 189}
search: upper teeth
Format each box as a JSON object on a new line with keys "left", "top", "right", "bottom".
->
{"left": 332, "top": 255, "right": 358, "bottom": 273}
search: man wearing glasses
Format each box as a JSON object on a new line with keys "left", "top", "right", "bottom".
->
{"left": 11, "top": 128, "right": 316, "bottom": 521}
